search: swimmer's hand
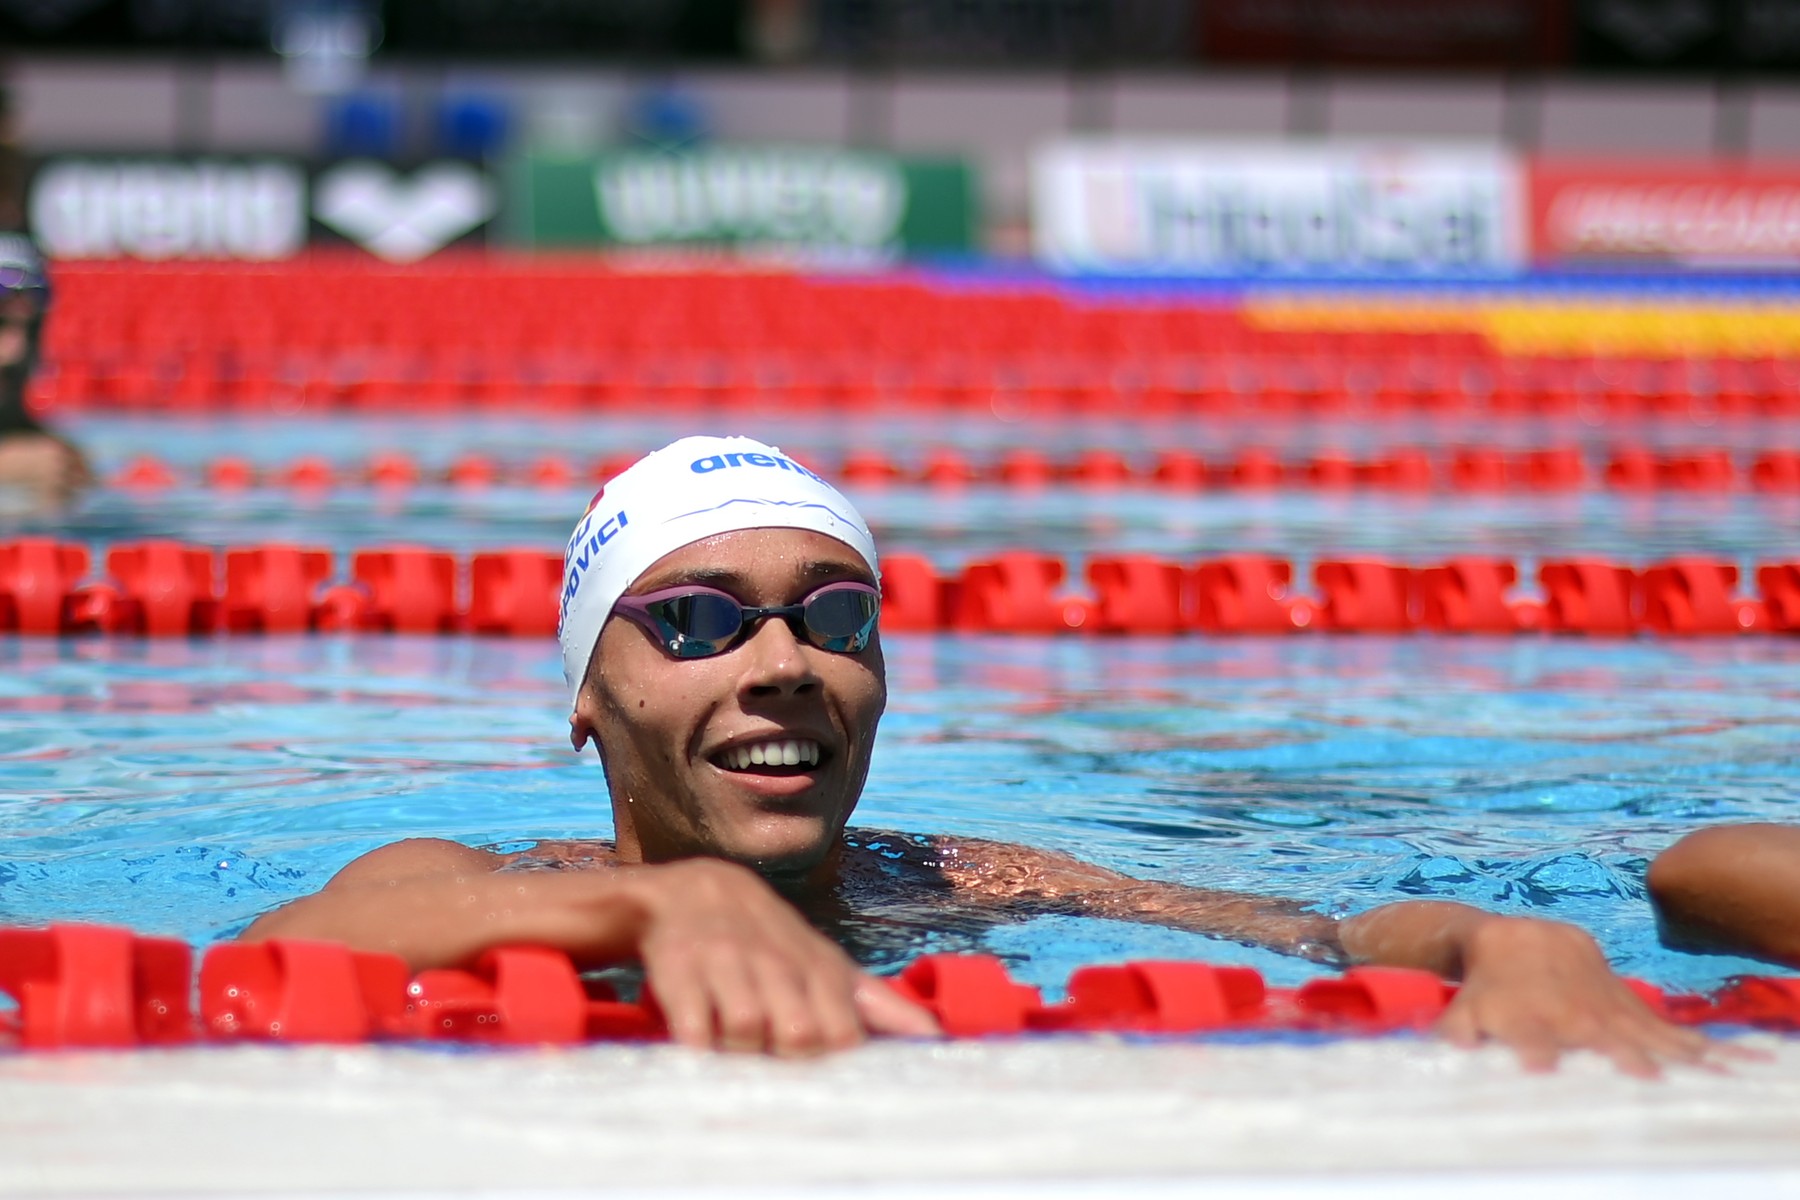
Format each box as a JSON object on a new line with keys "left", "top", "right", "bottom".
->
{"left": 1436, "top": 916, "right": 1721, "bottom": 1079}
{"left": 244, "top": 840, "right": 937, "bottom": 1056}
{"left": 1341, "top": 903, "right": 1725, "bottom": 1079}
{"left": 629, "top": 858, "right": 941, "bottom": 1057}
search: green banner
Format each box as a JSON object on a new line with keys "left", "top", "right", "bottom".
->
{"left": 511, "top": 147, "right": 975, "bottom": 256}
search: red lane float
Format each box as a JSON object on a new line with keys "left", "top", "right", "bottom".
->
{"left": 1296, "top": 967, "right": 1458, "bottom": 1028}
{"left": 354, "top": 549, "right": 459, "bottom": 634}
{"left": 1540, "top": 561, "right": 1639, "bottom": 636}
{"left": 88, "top": 448, "right": 1800, "bottom": 495}
{"left": 1052, "top": 961, "right": 1267, "bottom": 1033}
{"left": 1640, "top": 560, "right": 1767, "bottom": 634}
{"left": 1088, "top": 556, "right": 1187, "bottom": 636}
{"left": 5, "top": 540, "right": 1799, "bottom": 639}
{"left": 1314, "top": 562, "right": 1413, "bottom": 634}
{"left": 4, "top": 923, "right": 1797, "bottom": 1052}
{"left": 0, "top": 539, "right": 90, "bottom": 635}
{"left": 1192, "top": 556, "right": 1307, "bottom": 634}
{"left": 201, "top": 939, "right": 408, "bottom": 1044}
{"left": 0, "top": 925, "right": 192, "bottom": 1048}
{"left": 223, "top": 546, "right": 334, "bottom": 633}
{"left": 467, "top": 551, "right": 563, "bottom": 637}
{"left": 103, "top": 542, "right": 220, "bottom": 636}
{"left": 1415, "top": 559, "right": 1537, "bottom": 634}
{"left": 1760, "top": 565, "right": 1800, "bottom": 632}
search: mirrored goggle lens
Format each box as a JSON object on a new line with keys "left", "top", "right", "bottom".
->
{"left": 646, "top": 593, "right": 745, "bottom": 657}
{"left": 802, "top": 586, "right": 879, "bottom": 650}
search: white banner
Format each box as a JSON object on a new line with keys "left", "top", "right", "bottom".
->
{"left": 27, "top": 157, "right": 497, "bottom": 263}
{"left": 1033, "top": 141, "right": 1527, "bottom": 274}
{"left": 30, "top": 159, "right": 308, "bottom": 261}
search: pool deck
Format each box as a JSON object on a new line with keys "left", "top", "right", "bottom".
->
{"left": 7, "top": 1034, "right": 1800, "bottom": 1199}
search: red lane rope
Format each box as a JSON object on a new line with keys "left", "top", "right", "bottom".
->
{"left": 2, "top": 539, "right": 1797, "bottom": 637}
{"left": 1, "top": 924, "right": 1794, "bottom": 1051}
{"left": 98, "top": 448, "right": 1800, "bottom": 494}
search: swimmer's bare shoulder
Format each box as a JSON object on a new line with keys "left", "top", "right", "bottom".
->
{"left": 312, "top": 837, "right": 499, "bottom": 888}
{"left": 242, "top": 836, "right": 645, "bottom": 970}
{"left": 310, "top": 838, "right": 619, "bottom": 890}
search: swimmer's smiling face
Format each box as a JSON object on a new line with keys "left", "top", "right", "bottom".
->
{"left": 572, "top": 528, "right": 886, "bottom": 875}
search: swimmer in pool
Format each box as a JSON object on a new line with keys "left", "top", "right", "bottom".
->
{"left": 1649, "top": 824, "right": 1800, "bottom": 967}
{"left": 0, "top": 236, "right": 90, "bottom": 507}
{"left": 248, "top": 435, "right": 1718, "bottom": 1074}
{"left": 0, "top": 98, "right": 91, "bottom": 508}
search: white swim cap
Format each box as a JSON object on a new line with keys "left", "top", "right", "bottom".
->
{"left": 557, "top": 435, "right": 879, "bottom": 706}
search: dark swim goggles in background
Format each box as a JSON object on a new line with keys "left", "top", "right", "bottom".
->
{"left": 611, "top": 581, "right": 880, "bottom": 659}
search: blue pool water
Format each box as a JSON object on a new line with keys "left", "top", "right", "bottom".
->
{"left": 1, "top": 417, "right": 1797, "bottom": 998}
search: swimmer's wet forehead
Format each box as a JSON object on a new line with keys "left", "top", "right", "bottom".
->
{"left": 631, "top": 552, "right": 876, "bottom": 597}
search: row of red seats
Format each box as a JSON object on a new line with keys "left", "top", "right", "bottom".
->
{"left": 3, "top": 540, "right": 1797, "bottom": 638}
{"left": 102, "top": 448, "right": 1800, "bottom": 494}
{"left": 5, "top": 923, "right": 1797, "bottom": 1050}
{"left": 33, "top": 264, "right": 1800, "bottom": 416}
{"left": 40, "top": 262, "right": 1784, "bottom": 383}
{"left": 40, "top": 263, "right": 1444, "bottom": 362}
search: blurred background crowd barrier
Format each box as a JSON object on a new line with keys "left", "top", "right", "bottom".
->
{"left": 2, "top": 0, "right": 1798, "bottom": 270}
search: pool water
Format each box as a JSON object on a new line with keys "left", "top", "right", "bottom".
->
{"left": 1, "top": 414, "right": 1797, "bottom": 1003}
{"left": 2, "top": 628, "right": 1796, "bottom": 997}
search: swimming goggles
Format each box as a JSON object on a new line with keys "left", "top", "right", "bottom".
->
{"left": 611, "top": 581, "right": 880, "bottom": 659}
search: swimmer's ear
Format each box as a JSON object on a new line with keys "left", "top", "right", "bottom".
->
{"left": 569, "top": 711, "right": 596, "bottom": 752}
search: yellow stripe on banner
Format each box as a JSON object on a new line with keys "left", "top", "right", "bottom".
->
{"left": 1243, "top": 293, "right": 1800, "bottom": 357}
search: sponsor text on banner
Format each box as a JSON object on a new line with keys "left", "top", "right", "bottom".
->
{"left": 1032, "top": 141, "right": 1527, "bottom": 275}
{"left": 1530, "top": 160, "right": 1800, "bottom": 267}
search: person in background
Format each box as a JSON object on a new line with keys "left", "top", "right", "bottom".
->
{"left": 1649, "top": 825, "right": 1800, "bottom": 967}
{"left": 0, "top": 86, "right": 91, "bottom": 509}
{"left": 248, "top": 435, "right": 1724, "bottom": 1077}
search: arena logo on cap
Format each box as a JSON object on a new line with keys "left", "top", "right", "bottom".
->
{"left": 689, "top": 451, "right": 826, "bottom": 483}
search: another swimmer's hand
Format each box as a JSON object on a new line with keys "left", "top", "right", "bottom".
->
{"left": 624, "top": 858, "right": 940, "bottom": 1057}
{"left": 1437, "top": 916, "right": 1718, "bottom": 1079}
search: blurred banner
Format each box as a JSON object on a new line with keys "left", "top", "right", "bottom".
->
{"left": 812, "top": 0, "right": 1195, "bottom": 63}
{"left": 511, "top": 147, "right": 975, "bottom": 259}
{"left": 25, "top": 155, "right": 498, "bottom": 262}
{"left": 1198, "top": 0, "right": 1570, "bottom": 65}
{"left": 1530, "top": 160, "right": 1800, "bottom": 267}
{"left": 28, "top": 158, "right": 309, "bottom": 261}
{"left": 1033, "top": 141, "right": 1526, "bottom": 274}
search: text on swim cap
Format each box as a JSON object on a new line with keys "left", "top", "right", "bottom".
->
{"left": 559, "top": 508, "right": 629, "bottom": 625}
{"left": 690, "top": 452, "right": 825, "bottom": 483}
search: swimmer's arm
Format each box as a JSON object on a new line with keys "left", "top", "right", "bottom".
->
{"left": 932, "top": 840, "right": 1535, "bottom": 968}
{"left": 931, "top": 835, "right": 1590, "bottom": 970}
{"left": 927, "top": 835, "right": 1344, "bottom": 960}
{"left": 242, "top": 838, "right": 938, "bottom": 1056}
{"left": 240, "top": 837, "right": 653, "bottom": 969}
{"left": 1647, "top": 823, "right": 1800, "bottom": 966}
{"left": 932, "top": 837, "right": 1719, "bottom": 1076}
